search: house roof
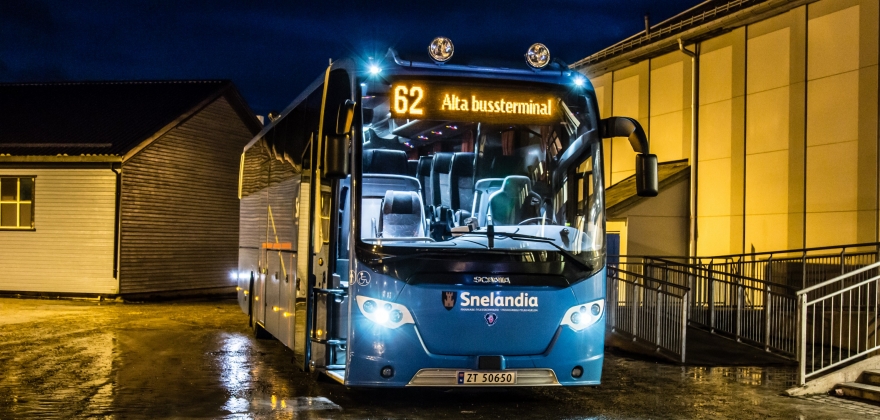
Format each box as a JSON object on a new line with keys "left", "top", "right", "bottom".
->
{"left": 0, "top": 80, "right": 261, "bottom": 160}
{"left": 606, "top": 159, "right": 690, "bottom": 214}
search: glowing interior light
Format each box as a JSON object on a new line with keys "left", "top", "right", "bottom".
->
{"left": 368, "top": 64, "right": 381, "bottom": 75}
{"left": 428, "top": 37, "right": 454, "bottom": 62}
{"left": 525, "top": 43, "right": 551, "bottom": 69}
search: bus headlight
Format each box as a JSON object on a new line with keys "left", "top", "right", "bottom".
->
{"left": 356, "top": 295, "right": 414, "bottom": 329}
{"left": 560, "top": 299, "right": 604, "bottom": 331}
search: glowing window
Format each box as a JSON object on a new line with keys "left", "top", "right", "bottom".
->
{"left": 0, "top": 177, "right": 35, "bottom": 230}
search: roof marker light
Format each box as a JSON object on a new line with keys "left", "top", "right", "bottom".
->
{"left": 368, "top": 64, "right": 381, "bottom": 75}
{"left": 428, "top": 37, "right": 454, "bottom": 63}
{"left": 525, "top": 43, "right": 551, "bottom": 69}
{"left": 574, "top": 76, "right": 585, "bottom": 87}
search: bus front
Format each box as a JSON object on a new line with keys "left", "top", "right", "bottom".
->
{"left": 346, "top": 68, "right": 608, "bottom": 387}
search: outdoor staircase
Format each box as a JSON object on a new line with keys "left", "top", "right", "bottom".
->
{"left": 834, "top": 370, "right": 880, "bottom": 404}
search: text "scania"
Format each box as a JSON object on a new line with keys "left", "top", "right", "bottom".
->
{"left": 473, "top": 276, "right": 511, "bottom": 284}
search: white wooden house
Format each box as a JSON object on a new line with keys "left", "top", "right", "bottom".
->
{"left": 0, "top": 81, "right": 261, "bottom": 297}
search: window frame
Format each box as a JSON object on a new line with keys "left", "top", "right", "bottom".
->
{"left": 0, "top": 176, "right": 36, "bottom": 231}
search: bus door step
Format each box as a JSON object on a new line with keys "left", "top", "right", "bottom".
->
{"left": 311, "top": 338, "right": 346, "bottom": 346}
{"left": 314, "top": 288, "right": 348, "bottom": 297}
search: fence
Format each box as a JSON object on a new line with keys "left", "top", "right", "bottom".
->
{"left": 797, "top": 261, "right": 880, "bottom": 385}
{"left": 607, "top": 265, "right": 690, "bottom": 363}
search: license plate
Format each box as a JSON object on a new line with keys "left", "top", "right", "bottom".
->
{"left": 457, "top": 371, "right": 516, "bottom": 385}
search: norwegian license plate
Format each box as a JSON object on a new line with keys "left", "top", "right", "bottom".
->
{"left": 457, "top": 371, "right": 516, "bottom": 385}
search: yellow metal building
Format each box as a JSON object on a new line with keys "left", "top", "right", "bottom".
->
{"left": 574, "top": 0, "right": 879, "bottom": 257}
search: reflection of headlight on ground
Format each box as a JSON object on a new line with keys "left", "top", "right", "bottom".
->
{"left": 355, "top": 296, "right": 414, "bottom": 329}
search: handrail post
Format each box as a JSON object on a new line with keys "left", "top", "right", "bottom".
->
{"left": 802, "top": 251, "right": 807, "bottom": 290}
{"left": 681, "top": 289, "right": 689, "bottom": 363}
{"left": 736, "top": 281, "right": 743, "bottom": 342}
{"left": 840, "top": 248, "right": 846, "bottom": 277}
{"left": 655, "top": 286, "right": 662, "bottom": 348}
{"left": 764, "top": 284, "right": 772, "bottom": 351}
{"left": 709, "top": 263, "right": 715, "bottom": 332}
{"left": 798, "top": 293, "right": 807, "bottom": 385}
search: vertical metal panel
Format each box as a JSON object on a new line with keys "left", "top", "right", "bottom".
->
{"left": 119, "top": 97, "right": 254, "bottom": 294}
{"left": 0, "top": 168, "right": 117, "bottom": 294}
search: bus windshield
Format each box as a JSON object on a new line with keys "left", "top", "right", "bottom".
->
{"left": 356, "top": 77, "right": 604, "bottom": 268}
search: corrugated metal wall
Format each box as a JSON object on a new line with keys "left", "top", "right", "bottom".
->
{"left": 119, "top": 96, "right": 254, "bottom": 294}
{"left": 0, "top": 168, "right": 117, "bottom": 294}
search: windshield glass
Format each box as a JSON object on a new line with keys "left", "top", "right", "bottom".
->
{"left": 356, "top": 77, "right": 604, "bottom": 267}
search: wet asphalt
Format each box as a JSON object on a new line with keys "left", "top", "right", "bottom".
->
{"left": 0, "top": 297, "right": 864, "bottom": 419}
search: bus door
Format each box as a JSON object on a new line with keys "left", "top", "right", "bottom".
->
{"left": 298, "top": 64, "right": 355, "bottom": 373}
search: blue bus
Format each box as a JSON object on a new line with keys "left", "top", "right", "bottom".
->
{"left": 237, "top": 38, "right": 657, "bottom": 387}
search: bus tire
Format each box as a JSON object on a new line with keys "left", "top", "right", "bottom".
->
{"left": 253, "top": 322, "right": 272, "bottom": 339}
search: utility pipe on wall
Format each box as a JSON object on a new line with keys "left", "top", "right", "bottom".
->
{"left": 679, "top": 38, "right": 699, "bottom": 258}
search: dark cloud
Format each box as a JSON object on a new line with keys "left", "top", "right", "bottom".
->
{"left": 2, "top": 0, "right": 701, "bottom": 115}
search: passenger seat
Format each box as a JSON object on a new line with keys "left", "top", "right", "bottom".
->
{"left": 380, "top": 190, "right": 424, "bottom": 238}
{"left": 362, "top": 149, "right": 408, "bottom": 175}
{"left": 487, "top": 176, "right": 541, "bottom": 225}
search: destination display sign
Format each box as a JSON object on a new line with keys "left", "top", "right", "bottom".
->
{"left": 389, "top": 80, "right": 560, "bottom": 125}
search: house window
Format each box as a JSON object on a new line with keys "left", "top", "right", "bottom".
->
{"left": 0, "top": 177, "right": 35, "bottom": 229}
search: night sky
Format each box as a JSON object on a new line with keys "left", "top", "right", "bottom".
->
{"left": 2, "top": 0, "right": 699, "bottom": 116}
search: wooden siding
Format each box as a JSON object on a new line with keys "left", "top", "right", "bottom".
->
{"left": 119, "top": 97, "right": 254, "bottom": 294}
{"left": 0, "top": 168, "right": 117, "bottom": 294}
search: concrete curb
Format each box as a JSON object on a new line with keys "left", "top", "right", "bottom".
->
{"left": 785, "top": 355, "right": 880, "bottom": 396}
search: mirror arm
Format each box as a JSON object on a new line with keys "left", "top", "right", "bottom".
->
{"left": 600, "top": 117, "right": 649, "bottom": 155}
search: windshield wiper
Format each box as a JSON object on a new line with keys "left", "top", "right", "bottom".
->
{"left": 460, "top": 230, "right": 594, "bottom": 272}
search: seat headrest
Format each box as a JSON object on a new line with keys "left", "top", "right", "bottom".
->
{"left": 450, "top": 152, "right": 474, "bottom": 175}
{"left": 432, "top": 152, "right": 453, "bottom": 174}
{"left": 383, "top": 190, "right": 420, "bottom": 215}
{"left": 500, "top": 175, "right": 531, "bottom": 195}
{"left": 363, "top": 149, "right": 408, "bottom": 174}
{"left": 417, "top": 156, "right": 433, "bottom": 177}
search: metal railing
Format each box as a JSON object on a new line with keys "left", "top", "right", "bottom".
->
{"left": 690, "top": 243, "right": 880, "bottom": 292}
{"left": 607, "top": 265, "right": 690, "bottom": 363}
{"left": 572, "top": 0, "right": 764, "bottom": 67}
{"left": 620, "top": 258, "right": 799, "bottom": 358}
{"left": 797, "top": 261, "right": 880, "bottom": 385}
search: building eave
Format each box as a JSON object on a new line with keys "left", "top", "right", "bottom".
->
{"left": 572, "top": 0, "right": 818, "bottom": 77}
{"left": 0, "top": 155, "right": 122, "bottom": 163}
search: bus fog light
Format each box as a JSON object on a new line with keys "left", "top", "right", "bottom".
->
{"left": 356, "top": 295, "right": 415, "bottom": 329}
{"left": 381, "top": 365, "right": 394, "bottom": 378}
{"left": 571, "top": 366, "right": 583, "bottom": 378}
{"left": 561, "top": 299, "right": 604, "bottom": 332}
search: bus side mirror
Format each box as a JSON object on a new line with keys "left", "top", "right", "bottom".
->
{"left": 337, "top": 100, "right": 356, "bottom": 135}
{"left": 636, "top": 154, "right": 658, "bottom": 197}
{"left": 324, "top": 100, "right": 356, "bottom": 179}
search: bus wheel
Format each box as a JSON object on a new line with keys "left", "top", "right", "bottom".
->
{"left": 253, "top": 322, "right": 272, "bottom": 339}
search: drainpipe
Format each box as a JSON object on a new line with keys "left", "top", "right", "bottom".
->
{"left": 679, "top": 38, "right": 699, "bottom": 258}
{"left": 111, "top": 165, "right": 123, "bottom": 291}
